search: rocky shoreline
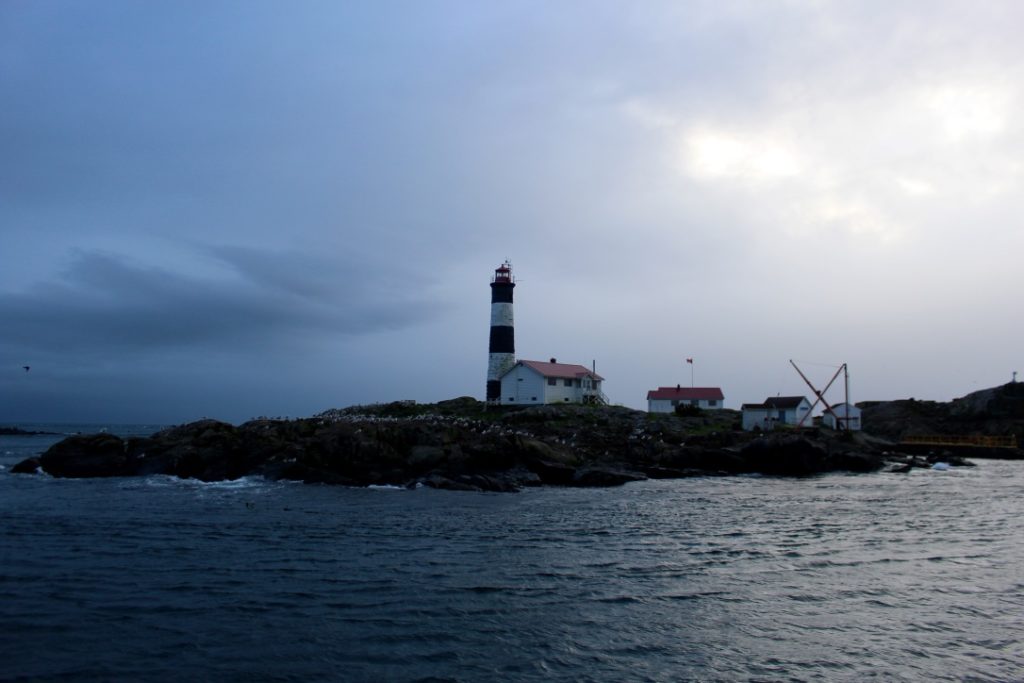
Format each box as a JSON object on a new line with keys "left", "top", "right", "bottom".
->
{"left": 13, "top": 396, "right": 1006, "bottom": 492}
{"left": 1, "top": 426, "right": 58, "bottom": 436}
{"left": 861, "top": 381, "right": 1024, "bottom": 444}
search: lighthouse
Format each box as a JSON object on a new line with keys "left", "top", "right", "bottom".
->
{"left": 487, "top": 261, "right": 515, "bottom": 403}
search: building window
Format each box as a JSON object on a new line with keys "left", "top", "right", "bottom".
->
{"left": 708, "top": 400, "right": 718, "bottom": 407}
{"left": 532, "top": 397, "right": 537, "bottom": 401}
{"left": 547, "top": 378, "right": 556, "bottom": 386}
{"left": 563, "top": 398, "right": 570, "bottom": 402}
{"left": 563, "top": 379, "right": 572, "bottom": 387}
{"left": 574, "top": 379, "right": 581, "bottom": 387}
{"left": 671, "top": 400, "right": 678, "bottom": 406}
{"left": 690, "top": 399, "right": 699, "bottom": 406}
{"left": 508, "top": 397, "right": 515, "bottom": 402}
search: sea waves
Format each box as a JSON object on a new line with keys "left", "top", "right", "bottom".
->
{"left": 1, "top": 457, "right": 1022, "bottom": 681}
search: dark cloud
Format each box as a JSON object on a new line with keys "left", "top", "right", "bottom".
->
{"left": 0, "top": 248, "right": 442, "bottom": 361}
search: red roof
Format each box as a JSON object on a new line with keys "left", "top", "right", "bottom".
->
{"left": 517, "top": 360, "right": 603, "bottom": 380}
{"left": 646, "top": 386, "right": 724, "bottom": 401}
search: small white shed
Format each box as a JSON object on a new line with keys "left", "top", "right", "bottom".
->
{"left": 741, "top": 396, "right": 813, "bottom": 431}
{"left": 821, "top": 403, "right": 862, "bottom": 430}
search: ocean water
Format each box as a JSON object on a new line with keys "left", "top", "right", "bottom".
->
{"left": 1, "top": 426, "right": 1022, "bottom": 681}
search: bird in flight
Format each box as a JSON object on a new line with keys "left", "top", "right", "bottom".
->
{"left": 23, "top": 366, "right": 30, "bottom": 372}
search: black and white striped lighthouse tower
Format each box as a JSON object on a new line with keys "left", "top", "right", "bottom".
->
{"left": 487, "top": 261, "right": 515, "bottom": 404}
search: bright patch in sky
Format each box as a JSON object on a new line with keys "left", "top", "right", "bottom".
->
{"left": 683, "top": 129, "right": 802, "bottom": 183}
{"left": 894, "top": 176, "right": 936, "bottom": 197}
{"left": 923, "top": 83, "right": 1009, "bottom": 142}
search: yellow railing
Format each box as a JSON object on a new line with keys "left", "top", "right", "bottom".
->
{"left": 901, "top": 434, "right": 1018, "bottom": 448}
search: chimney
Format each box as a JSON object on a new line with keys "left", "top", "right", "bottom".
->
{"left": 550, "top": 357, "right": 557, "bottom": 364}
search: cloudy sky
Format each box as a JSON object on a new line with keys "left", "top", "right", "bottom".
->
{"left": 2, "top": 1, "right": 1022, "bottom": 424}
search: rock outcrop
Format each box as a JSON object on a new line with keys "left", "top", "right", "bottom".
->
{"left": 13, "top": 400, "right": 907, "bottom": 491}
{"left": 861, "top": 382, "right": 1024, "bottom": 447}
{"left": 40, "top": 433, "right": 133, "bottom": 478}
{"left": 1, "top": 427, "right": 58, "bottom": 436}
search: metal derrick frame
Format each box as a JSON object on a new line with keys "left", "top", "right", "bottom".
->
{"left": 790, "top": 359, "right": 851, "bottom": 430}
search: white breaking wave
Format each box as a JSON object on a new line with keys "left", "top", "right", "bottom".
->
{"left": 138, "top": 474, "right": 272, "bottom": 490}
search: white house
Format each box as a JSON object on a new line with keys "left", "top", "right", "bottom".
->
{"left": 821, "top": 402, "right": 862, "bottom": 431}
{"left": 741, "top": 396, "right": 813, "bottom": 431}
{"left": 647, "top": 386, "right": 725, "bottom": 413}
{"left": 499, "top": 358, "right": 606, "bottom": 405}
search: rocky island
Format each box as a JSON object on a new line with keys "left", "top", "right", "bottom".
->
{"left": 14, "top": 382, "right": 1023, "bottom": 491}
{"left": 0, "top": 426, "right": 58, "bottom": 436}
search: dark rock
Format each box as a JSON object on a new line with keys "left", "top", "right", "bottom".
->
{"left": 504, "top": 467, "right": 543, "bottom": 487}
{"left": 262, "top": 461, "right": 360, "bottom": 486}
{"left": 658, "top": 446, "right": 748, "bottom": 474}
{"left": 39, "top": 433, "right": 130, "bottom": 478}
{"left": 436, "top": 396, "right": 484, "bottom": 413}
{"left": 925, "top": 453, "right": 975, "bottom": 467}
{"left": 11, "top": 457, "right": 41, "bottom": 474}
{"left": 739, "top": 436, "right": 833, "bottom": 476}
{"left": 861, "top": 382, "right": 1024, "bottom": 450}
{"left": 124, "top": 437, "right": 177, "bottom": 476}
{"left": 456, "top": 473, "right": 521, "bottom": 493}
{"left": 421, "top": 474, "right": 482, "bottom": 491}
{"left": 639, "top": 465, "right": 696, "bottom": 479}
{"left": 571, "top": 467, "right": 648, "bottom": 487}
{"left": 526, "top": 459, "right": 577, "bottom": 485}
{"left": 408, "top": 445, "right": 447, "bottom": 468}
{"left": 950, "top": 382, "right": 1024, "bottom": 419}
{"left": 516, "top": 437, "right": 575, "bottom": 463}
{"left": 829, "top": 450, "right": 884, "bottom": 473}
{"left": 1, "top": 427, "right": 58, "bottom": 436}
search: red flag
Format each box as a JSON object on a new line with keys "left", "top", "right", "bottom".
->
{"left": 686, "top": 358, "right": 693, "bottom": 364}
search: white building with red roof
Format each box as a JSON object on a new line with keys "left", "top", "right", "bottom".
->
{"left": 646, "top": 386, "right": 725, "bottom": 413}
{"left": 499, "top": 358, "right": 606, "bottom": 405}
